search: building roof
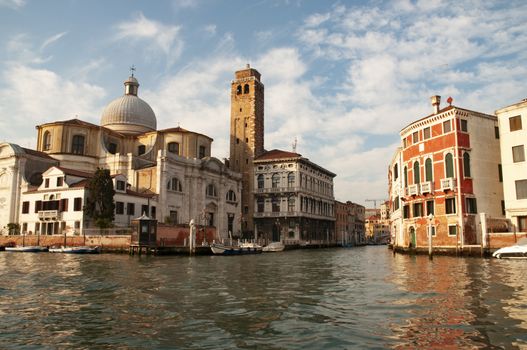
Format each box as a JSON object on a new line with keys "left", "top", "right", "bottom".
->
{"left": 158, "top": 126, "right": 213, "bottom": 141}
{"left": 254, "top": 149, "right": 301, "bottom": 161}
{"left": 56, "top": 166, "right": 94, "bottom": 178}
{"left": 21, "top": 147, "right": 56, "bottom": 160}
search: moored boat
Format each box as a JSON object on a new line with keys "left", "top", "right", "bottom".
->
{"left": 262, "top": 241, "right": 285, "bottom": 252}
{"left": 49, "top": 246, "right": 101, "bottom": 254}
{"left": 492, "top": 239, "right": 527, "bottom": 259}
{"left": 5, "top": 246, "right": 49, "bottom": 253}
{"left": 211, "top": 242, "right": 262, "bottom": 255}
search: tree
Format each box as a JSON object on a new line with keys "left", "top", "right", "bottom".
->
{"left": 84, "top": 168, "right": 115, "bottom": 229}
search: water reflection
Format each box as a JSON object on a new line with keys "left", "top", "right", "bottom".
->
{"left": 0, "top": 248, "right": 526, "bottom": 349}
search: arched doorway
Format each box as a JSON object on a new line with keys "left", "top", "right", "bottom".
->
{"left": 409, "top": 227, "right": 416, "bottom": 248}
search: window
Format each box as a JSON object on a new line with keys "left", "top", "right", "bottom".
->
{"left": 244, "top": 84, "right": 249, "bottom": 94}
{"left": 446, "top": 197, "right": 456, "bottom": 214}
{"left": 244, "top": 206, "right": 248, "bottom": 214}
{"left": 74, "top": 221, "right": 80, "bottom": 230}
{"left": 60, "top": 198, "right": 68, "bottom": 212}
{"left": 207, "top": 212, "right": 213, "bottom": 226}
{"left": 423, "top": 127, "right": 431, "bottom": 140}
{"left": 425, "top": 158, "right": 433, "bottom": 182}
{"left": 287, "top": 172, "right": 295, "bottom": 187}
{"left": 169, "top": 210, "right": 178, "bottom": 224}
{"left": 22, "top": 201, "right": 29, "bottom": 214}
{"left": 35, "top": 200, "right": 42, "bottom": 213}
{"left": 498, "top": 164, "right": 503, "bottom": 182}
{"left": 226, "top": 190, "right": 236, "bottom": 202}
{"left": 448, "top": 225, "right": 457, "bottom": 236}
{"left": 288, "top": 197, "right": 295, "bottom": 212}
{"left": 257, "top": 174, "right": 264, "bottom": 189}
{"left": 518, "top": 216, "right": 527, "bottom": 232}
{"left": 141, "top": 204, "right": 149, "bottom": 216}
{"left": 393, "top": 164, "right": 399, "bottom": 180}
{"left": 512, "top": 145, "right": 525, "bottom": 163}
{"left": 127, "top": 203, "right": 135, "bottom": 216}
{"left": 43, "top": 131, "right": 51, "bottom": 151}
{"left": 509, "top": 115, "right": 522, "bottom": 132}
{"left": 413, "top": 202, "right": 422, "bottom": 217}
{"left": 74, "top": 197, "right": 82, "bottom": 211}
{"left": 167, "top": 177, "right": 182, "bottom": 192}
{"left": 71, "top": 135, "right": 85, "bottom": 155}
{"left": 426, "top": 200, "right": 434, "bottom": 216}
{"left": 404, "top": 166, "right": 408, "bottom": 187}
{"left": 412, "top": 131, "right": 419, "bottom": 143}
{"left": 168, "top": 142, "right": 180, "bottom": 154}
{"left": 403, "top": 205, "right": 410, "bottom": 219}
{"left": 35, "top": 222, "right": 40, "bottom": 234}
{"left": 272, "top": 197, "right": 280, "bottom": 212}
{"left": 116, "top": 180, "right": 126, "bottom": 191}
{"left": 257, "top": 198, "right": 265, "bottom": 213}
{"left": 501, "top": 200, "right": 506, "bottom": 216}
{"left": 463, "top": 153, "right": 471, "bottom": 178}
{"left": 116, "top": 201, "right": 124, "bottom": 215}
{"left": 466, "top": 198, "right": 477, "bottom": 214}
{"left": 460, "top": 119, "right": 468, "bottom": 132}
{"left": 45, "top": 178, "right": 50, "bottom": 188}
{"left": 108, "top": 142, "right": 117, "bottom": 154}
{"left": 495, "top": 126, "right": 500, "bottom": 139}
{"left": 443, "top": 120, "right": 451, "bottom": 133}
{"left": 516, "top": 180, "right": 527, "bottom": 199}
{"left": 236, "top": 85, "right": 242, "bottom": 94}
{"left": 413, "top": 161, "right": 420, "bottom": 184}
{"left": 56, "top": 177, "right": 64, "bottom": 187}
{"left": 206, "top": 183, "right": 217, "bottom": 197}
{"left": 138, "top": 145, "right": 146, "bottom": 155}
{"left": 151, "top": 206, "right": 156, "bottom": 219}
{"left": 199, "top": 146, "right": 206, "bottom": 159}
{"left": 272, "top": 173, "right": 280, "bottom": 188}
{"left": 393, "top": 196, "right": 399, "bottom": 211}
{"left": 445, "top": 153, "right": 454, "bottom": 178}
{"left": 429, "top": 226, "right": 436, "bottom": 237}
{"left": 403, "top": 138, "right": 407, "bottom": 148}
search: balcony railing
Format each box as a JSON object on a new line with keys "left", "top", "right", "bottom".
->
{"left": 255, "top": 186, "right": 301, "bottom": 194}
{"left": 254, "top": 211, "right": 301, "bottom": 218}
{"left": 441, "top": 178, "right": 455, "bottom": 191}
{"left": 420, "top": 181, "right": 433, "bottom": 194}
{"left": 406, "top": 184, "right": 419, "bottom": 196}
{"left": 38, "top": 210, "right": 61, "bottom": 220}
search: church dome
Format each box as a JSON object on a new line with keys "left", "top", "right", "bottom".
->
{"left": 101, "top": 75, "right": 157, "bottom": 135}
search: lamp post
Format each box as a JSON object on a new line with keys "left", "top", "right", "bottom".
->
{"left": 428, "top": 213, "right": 434, "bottom": 260}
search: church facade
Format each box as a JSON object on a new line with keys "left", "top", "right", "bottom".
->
{"left": 0, "top": 74, "right": 242, "bottom": 238}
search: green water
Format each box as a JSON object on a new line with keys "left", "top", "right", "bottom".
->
{"left": 1, "top": 246, "right": 526, "bottom": 349}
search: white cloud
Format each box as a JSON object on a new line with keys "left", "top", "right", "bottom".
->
{"left": 40, "top": 32, "right": 67, "bottom": 51}
{"left": 0, "top": 0, "right": 25, "bottom": 9}
{"left": 114, "top": 13, "right": 184, "bottom": 67}
{"left": 203, "top": 24, "right": 216, "bottom": 36}
{"left": 172, "top": 0, "right": 197, "bottom": 8}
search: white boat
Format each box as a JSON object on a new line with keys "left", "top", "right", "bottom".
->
{"left": 492, "top": 238, "right": 527, "bottom": 259}
{"left": 262, "top": 241, "right": 285, "bottom": 252}
{"left": 211, "top": 242, "right": 262, "bottom": 255}
{"left": 5, "top": 246, "right": 48, "bottom": 252}
{"left": 49, "top": 246, "right": 101, "bottom": 254}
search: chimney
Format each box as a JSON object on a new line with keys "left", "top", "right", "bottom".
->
{"left": 431, "top": 95, "right": 441, "bottom": 114}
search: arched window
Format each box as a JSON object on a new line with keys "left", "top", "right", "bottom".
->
{"left": 43, "top": 131, "right": 51, "bottom": 151}
{"left": 206, "top": 183, "right": 217, "bottom": 197}
{"left": 425, "top": 158, "right": 433, "bottom": 182}
{"left": 413, "top": 161, "right": 420, "bottom": 184}
{"left": 168, "top": 142, "right": 180, "bottom": 154}
{"left": 288, "top": 196, "right": 295, "bottom": 212}
{"left": 404, "top": 166, "right": 408, "bottom": 187}
{"left": 226, "top": 190, "right": 237, "bottom": 202}
{"left": 257, "top": 174, "right": 264, "bottom": 189}
{"left": 272, "top": 197, "right": 280, "bottom": 212}
{"left": 71, "top": 135, "right": 85, "bottom": 155}
{"left": 244, "top": 84, "right": 249, "bottom": 94}
{"left": 236, "top": 85, "right": 242, "bottom": 94}
{"left": 287, "top": 172, "right": 295, "bottom": 187}
{"left": 393, "top": 164, "right": 398, "bottom": 181}
{"left": 167, "top": 177, "right": 182, "bottom": 192}
{"left": 272, "top": 173, "right": 280, "bottom": 188}
{"left": 445, "top": 153, "right": 454, "bottom": 178}
{"left": 257, "top": 198, "right": 265, "bottom": 212}
{"left": 108, "top": 142, "right": 117, "bottom": 154}
{"left": 463, "top": 152, "right": 471, "bottom": 178}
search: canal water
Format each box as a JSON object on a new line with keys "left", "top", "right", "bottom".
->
{"left": 1, "top": 246, "right": 526, "bottom": 349}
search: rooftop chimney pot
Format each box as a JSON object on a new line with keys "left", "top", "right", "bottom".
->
{"left": 431, "top": 95, "right": 441, "bottom": 114}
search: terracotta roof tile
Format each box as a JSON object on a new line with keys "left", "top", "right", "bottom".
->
{"left": 255, "top": 149, "right": 301, "bottom": 161}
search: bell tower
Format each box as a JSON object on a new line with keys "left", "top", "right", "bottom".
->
{"left": 229, "top": 64, "right": 264, "bottom": 236}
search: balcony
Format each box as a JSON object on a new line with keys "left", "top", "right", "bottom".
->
{"left": 420, "top": 181, "right": 433, "bottom": 194}
{"left": 406, "top": 184, "right": 419, "bottom": 196}
{"left": 441, "top": 178, "right": 456, "bottom": 191}
{"left": 38, "top": 210, "right": 61, "bottom": 220}
{"left": 254, "top": 211, "right": 301, "bottom": 218}
{"left": 255, "top": 186, "right": 301, "bottom": 194}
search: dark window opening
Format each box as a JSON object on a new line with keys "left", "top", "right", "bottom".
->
{"left": 138, "top": 145, "right": 146, "bottom": 155}
{"left": 71, "top": 135, "right": 85, "bottom": 155}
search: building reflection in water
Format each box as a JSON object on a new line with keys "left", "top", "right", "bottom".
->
{"left": 388, "top": 254, "right": 527, "bottom": 348}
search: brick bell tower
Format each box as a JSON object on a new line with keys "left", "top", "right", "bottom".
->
{"left": 229, "top": 64, "right": 264, "bottom": 237}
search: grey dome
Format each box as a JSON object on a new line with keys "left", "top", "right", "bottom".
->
{"left": 100, "top": 76, "right": 157, "bottom": 135}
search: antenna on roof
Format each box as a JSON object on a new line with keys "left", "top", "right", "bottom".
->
{"left": 130, "top": 65, "right": 136, "bottom": 77}
{"left": 292, "top": 137, "right": 297, "bottom": 153}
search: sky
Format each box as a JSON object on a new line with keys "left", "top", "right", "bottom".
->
{"left": 0, "top": 0, "right": 526, "bottom": 207}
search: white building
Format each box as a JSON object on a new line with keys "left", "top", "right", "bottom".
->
{"left": 496, "top": 98, "right": 527, "bottom": 232}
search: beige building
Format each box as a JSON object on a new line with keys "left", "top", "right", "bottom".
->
{"left": 496, "top": 98, "right": 527, "bottom": 232}
{"left": 1, "top": 73, "right": 242, "bottom": 238}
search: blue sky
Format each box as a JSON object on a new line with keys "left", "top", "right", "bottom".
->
{"left": 0, "top": 0, "right": 526, "bottom": 206}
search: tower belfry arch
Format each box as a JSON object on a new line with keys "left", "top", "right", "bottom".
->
{"left": 229, "top": 64, "right": 264, "bottom": 236}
